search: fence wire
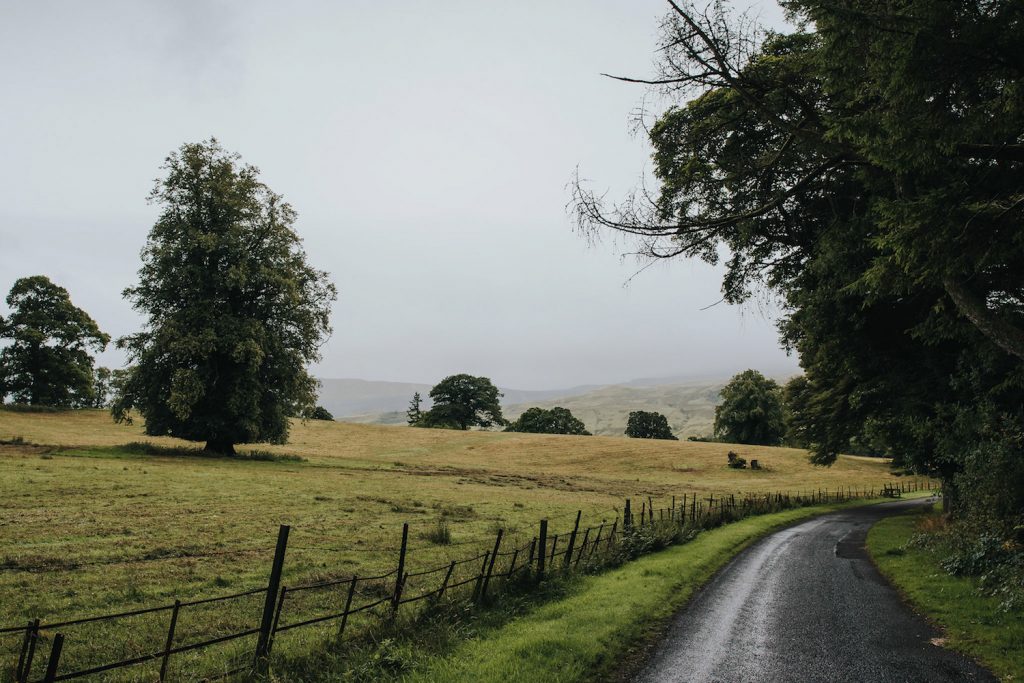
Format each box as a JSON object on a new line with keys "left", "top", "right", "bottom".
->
{"left": 0, "top": 479, "right": 934, "bottom": 683}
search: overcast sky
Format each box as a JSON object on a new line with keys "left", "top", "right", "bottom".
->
{"left": 0, "top": 0, "right": 797, "bottom": 390}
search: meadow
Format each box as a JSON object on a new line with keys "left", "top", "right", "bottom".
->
{"left": 0, "top": 409, "right": 909, "bottom": 680}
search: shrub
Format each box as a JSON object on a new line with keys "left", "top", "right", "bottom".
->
{"left": 726, "top": 451, "right": 747, "bottom": 469}
{"left": 424, "top": 519, "right": 452, "bottom": 545}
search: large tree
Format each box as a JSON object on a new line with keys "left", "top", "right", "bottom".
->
{"left": 573, "top": 0, "right": 1024, "bottom": 515}
{"left": 505, "top": 406, "right": 591, "bottom": 435}
{"left": 625, "top": 410, "right": 678, "bottom": 440}
{"left": 0, "top": 275, "right": 109, "bottom": 407}
{"left": 113, "top": 139, "right": 337, "bottom": 454}
{"left": 418, "top": 374, "right": 505, "bottom": 430}
{"left": 714, "top": 370, "right": 785, "bottom": 446}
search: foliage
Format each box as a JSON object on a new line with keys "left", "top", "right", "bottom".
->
{"left": 0, "top": 275, "right": 109, "bottom": 407}
{"left": 419, "top": 374, "right": 506, "bottom": 430}
{"left": 305, "top": 405, "right": 334, "bottom": 421}
{"left": 869, "top": 513, "right": 1024, "bottom": 679}
{"left": 624, "top": 410, "right": 677, "bottom": 440}
{"left": 88, "top": 367, "right": 113, "bottom": 409}
{"left": 111, "top": 139, "right": 336, "bottom": 454}
{"left": 424, "top": 518, "right": 452, "bottom": 545}
{"left": 713, "top": 370, "right": 785, "bottom": 446}
{"left": 0, "top": 403, "right": 63, "bottom": 413}
{"left": 407, "top": 391, "right": 423, "bottom": 426}
{"left": 781, "top": 375, "right": 810, "bottom": 448}
{"left": 504, "top": 406, "right": 591, "bottom": 435}
{"left": 572, "top": 0, "right": 1024, "bottom": 531}
{"left": 726, "top": 451, "right": 747, "bottom": 469}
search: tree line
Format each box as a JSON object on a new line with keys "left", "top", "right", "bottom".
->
{"left": 1, "top": 140, "right": 337, "bottom": 453}
{"left": 572, "top": 1, "right": 1023, "bottom": 602}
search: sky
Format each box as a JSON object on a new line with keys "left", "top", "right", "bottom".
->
{"left": 0, "top": 0, "right": 797, "bottom": 391}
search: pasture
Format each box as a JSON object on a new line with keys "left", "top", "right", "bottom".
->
{"left": 0, "top": 409, "right": 906, "bottom": 680}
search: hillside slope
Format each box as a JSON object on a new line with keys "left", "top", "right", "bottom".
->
{"left": 318, "top": 377, "right": 601, "bottom": 423}
{"left": 328, "top": 377, "right": 727, "bottom": 436}
{"left": 504, "top": 381, "right": 722, "bottom": 438}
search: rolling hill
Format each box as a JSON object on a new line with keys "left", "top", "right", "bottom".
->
{"left": 318, "top": 376, "right": 737, "bottom": 438}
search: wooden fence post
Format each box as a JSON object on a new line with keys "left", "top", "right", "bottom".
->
{"left": 590, "top": 523, "right": 604, "bottom": 558}
{"left": 159, "top": 600, "right": 181, "bottom": 681}
{"left": 41, "top": 633, "right": 63, "bottom": 683}
{"left": 255, "top": 524, "right": 290, "bottom": 666}
{"left": 480, "top": 530, "right": 503, "bottom": 602}
{"left": 575, "top": 528, "right": 591, "bottom": 567}
{"left": 537, "top": 520, "right": 548, "bottom": 582}
{"left": 648, "top": 497, "right": 654, "bottom": 524}
{"left": 639, "top": 501, "right": 646, "bottom": 527}
{"left": 436, "top": 563, "right": 455, "bottom": 602}
{"left": 15, "top": 618, "right": 39, "bottom": 683}
{"left": 472, "top": 552, "right": 490, "bottom": 601}
{"left": 527, "top": 537, "right": 537, "bottom": 570}
{"left": 268, "top": 587, "right": 288, "bottom": 653}
{"left": 391, "top": 523, "right": 409, "bottom": 618}
{"left": 608, "top": 519, "right": 618, "bottom": 551}
{"left": 563, "top": 511, "right": 582, "bottom": 569}
{"left": 338, "top": 575, "right": 358, "bottom": 639}
{"left": 624, "top": 499, "right": 632, "bottom": 531}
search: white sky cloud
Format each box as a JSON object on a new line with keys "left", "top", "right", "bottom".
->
{"left": 0, "top": 0, "right": 796, "bottom": 390}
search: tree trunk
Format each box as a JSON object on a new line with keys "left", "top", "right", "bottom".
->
{"left": 941, "top": 475, "right": 959, "bottom": 515}
{"left": 204, "top": 438, "right": 236, "bottom": 456}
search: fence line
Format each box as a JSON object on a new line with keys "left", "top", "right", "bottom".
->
{"left": 2, "top": 478, "right": 935, "bottom": 682}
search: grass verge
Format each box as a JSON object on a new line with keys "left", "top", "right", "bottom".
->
{"left": 867, "top": 508, "right": 1024, "bottom": 682}
{"left": 273, "top": 500, "right": 878, "bottom": 682}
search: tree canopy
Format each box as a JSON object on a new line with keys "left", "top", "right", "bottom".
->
{"left": 573, "top": 0, "right": 1024, "bottom": 518}
{"left": 625, "top": 410, "right": 678, "bottom": 440}
{"left": 714, "top": 370, "right": 785, "bottom": 446}
{"left": 0, "top": 275, "right": 109, "bottom": 407}
{"left": 112, "top": 139, "right": 337, "bottom": 454}
{"left": 505, "top": 406, "right": 591, "bottom": 435}
{"left": 418, "top": 374, "right": 505, "bottom": 430}
{"left": 305, "top": 406, "right": 334, "bottom": 421}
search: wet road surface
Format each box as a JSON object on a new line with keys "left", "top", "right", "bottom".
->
{"left": 636, "top": 498, "right": 995, "bottom": 683}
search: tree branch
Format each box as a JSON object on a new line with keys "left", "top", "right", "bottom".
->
{"left": 956, "top": 143, "right": 1024, "bottom": 163}
{"left": 943, "top": 276, "right": 1024, "bottom": 361}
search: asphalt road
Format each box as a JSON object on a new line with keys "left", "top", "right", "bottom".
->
{"left": 635, "top": 498, "right": 996, "bottom": 683}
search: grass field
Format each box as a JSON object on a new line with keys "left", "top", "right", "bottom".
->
{"left": 0, "top": 409, "right": 911, "bottom": 681}
{"left": 867, "top": 509, "right": 1023, "bottom": 682}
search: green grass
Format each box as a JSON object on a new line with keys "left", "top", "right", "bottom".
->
{"left": 0, "top": 409, "right": 920, "bottom": 682}
{"left": 282, "top": 501, "right": 869, "bottom": 683}
{"left": 867, "top": 510, "right": 1024, "bottom": 682}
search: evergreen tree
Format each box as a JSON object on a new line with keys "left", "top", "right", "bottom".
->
{"left": 406, "top": 391, "right": 423, "bottom": 425}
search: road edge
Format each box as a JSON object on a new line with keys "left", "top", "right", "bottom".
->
{"left": 402, "top": 498, "right": 902, "bottom": 683}
{"left": 865, "top": 505, "right": 1016, "bottom": 682}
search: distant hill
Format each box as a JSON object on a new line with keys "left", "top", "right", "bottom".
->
{"left": 319, "top": 376, "right": 731, "bottom": 437}
{"left": 504, "top": 380, "right": 723, "bottom": 438}
{"left": 317, "top": 379, "right": 433, "bottom": 419}
{"left": 317, "top": 378, "right": 602, "bottom": 424}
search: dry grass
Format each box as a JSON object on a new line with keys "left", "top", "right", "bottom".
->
{"left": 0, "top": 409, "right": 910, "bottom": 680}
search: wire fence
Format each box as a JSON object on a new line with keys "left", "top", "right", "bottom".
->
{"left": 1, "top": 478, "right": 935, "bottom": 682}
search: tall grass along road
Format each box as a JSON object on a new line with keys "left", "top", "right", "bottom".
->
{"left": 636, "top": 498, "right": 995, "bottom": 683}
